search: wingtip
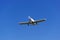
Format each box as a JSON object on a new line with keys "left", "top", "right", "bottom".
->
{"left": 18, "top": 22, "right": 21, "bottom": 25}
{"left": 43, "top": 18, "right": 46, "bottom": 20}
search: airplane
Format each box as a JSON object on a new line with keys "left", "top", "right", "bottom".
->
{"left": 19, "top": 16, "right": 46, "bottom": 25}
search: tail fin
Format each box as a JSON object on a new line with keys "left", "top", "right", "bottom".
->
{"left": 28, "top": 16, "right": 31, "bottom": 19}
{"left": 28, "top": 16, "right": 35, "bottom": 21}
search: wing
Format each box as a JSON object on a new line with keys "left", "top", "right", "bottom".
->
{"left": 19, "top": 22, "right": 29, "bottom": 25}
{"left": 34, "top": 19, "right": 46, "bottom": 23}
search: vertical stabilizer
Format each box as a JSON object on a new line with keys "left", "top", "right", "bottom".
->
{"left": 28, "top": 16, "right": 31, "bottom": 19}
{"left": 28, "top": 16, "right": 35, "bottom": 22}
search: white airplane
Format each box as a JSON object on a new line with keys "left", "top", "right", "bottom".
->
{"left": 19, "top": 16, "right": 46, "bottom": 25}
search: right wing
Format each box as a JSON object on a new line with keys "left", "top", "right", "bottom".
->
{"left": 19, "top": 22, "right": 29, "bottom": 25}
{"left": 34, "top": 19, "right": 46, "bottom": 23}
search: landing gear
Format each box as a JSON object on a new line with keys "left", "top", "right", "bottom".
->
{"left": 36, "top": 22, "right": 37, "bottom": 24}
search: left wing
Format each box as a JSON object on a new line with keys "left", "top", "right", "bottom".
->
{"left": 19, "top": 22, "right": 29, "bottom": 25}
{"left": 34, "top": 19, "right": 46, "bottom": 23}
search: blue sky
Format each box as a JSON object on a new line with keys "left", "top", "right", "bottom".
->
{"left": 0, "top": 0, "right": 60, "bottom": 40}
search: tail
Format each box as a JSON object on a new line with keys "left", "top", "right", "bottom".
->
{"left": 28, "top": 16, "right": 35, "bottom": 22}
{"left": 28, "top": 16, "right": 31, "bottom": 19}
